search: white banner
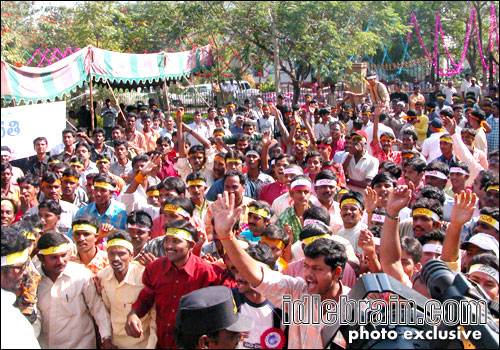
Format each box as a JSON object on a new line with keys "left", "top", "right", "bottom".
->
{"left": 1, "top": 101, "right": 66, "bottom": 160}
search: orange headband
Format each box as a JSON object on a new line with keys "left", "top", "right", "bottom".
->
{"left": 42, "top": 180, "right": 61, "bottom": 187}
{"left": 214, "top": 155, "right": 225, "bottom": 163}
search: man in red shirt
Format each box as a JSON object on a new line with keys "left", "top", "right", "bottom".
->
{"left": 370, "top": 103, "right": 402, "bottom": 166}
{"left": 125, "top": 220, "right": 234, "bottom": 349}
{"left": 258, "top": 154, "right": 292, "bottom": 205}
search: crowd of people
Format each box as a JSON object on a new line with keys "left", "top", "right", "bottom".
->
{"left": 1, "top": 70, "right": 499, "bottom": 349}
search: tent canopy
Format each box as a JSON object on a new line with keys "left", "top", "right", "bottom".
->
{"left": 1, "top": 45, "right": 214, "bottom": 105}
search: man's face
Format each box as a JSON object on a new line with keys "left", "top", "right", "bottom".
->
{"left": 70, "top": 163, "right": 84, "bottom": 174}
{"left": 207, "top": 329, "right": 244, "bottom": 349}
{"left": 96, "top": 160, "right": 110, "bottom": 174}
{"left": 243, "top": 124, "right": 255, "bottom": 136}
{"left": 142, "top": 118, "right": 152, "bottom": 131}
{"left": 163, "top": 209, "right": 186, "bottom": 224}
{"left": 317, "top": 145, "right": 331, "bottom": 162}
{"left": 159, "top": 187, "right": 181, "bottom": 204}
{"left": 163, "top": 235, "right": 192, "bottom": 264}
{"left": 373, "top": 182, "right": 393, "bottom": 208}
{"left": 469, "top": 270, "right": 499, "bottom": 301}
{"left": 126, "top": 117, "right": 136, "bottom": 130}
{"left": 76, "top": 146, "right": 90, "bottom": 162}
{"left": 189, "top": 154, "right": 205, "bottom": 172}
{"left": 111, "top": 129, "right": 123, "bottom": 141}
{"left": 73, "top": 229, "right": 97, "bottom": 254}
{"left": 341, "top": 203, "right": 362, "bottom": 228}
{"left": 1, "top": 259, "right": 28, "bottom": 292}
{"left": 303, "top": 255, "right": 338, "bottom": 295}
{"left": 484, "top": 190, "right": 499, "bottom": 208}
{"left": 93, "top": 132, "right": 104, "bottom": 145}
{"left": 128, "top": 227, "right": 150, "bottom": 251}
{"left": 194, "top": 113, "right": 203, "bottom": 124}
{"left": 114, "top": 145, "right": 128, "bottom": 160}
{"left": 275, "top": 158, "right": 290, "bottom": 184}
{"left": 34, "top": 139, "right": 48, "bottom": 154}
{"left": 226, "top": 160, "right": 243, "bottom": 173}
{"left": 213, "top": 159, "right": 226, "bottom": 179}
{"left": 247, "top": 212, "right": 267, "bottom": 235}
{"left": 94, "top": 187, "right": 112, "bottom": 207}
{"left": 62, "top": 132, "right": 75, "bottom": 147}
{"left": 439, "top": 140, "right": 453, "bottom": 155}
{"left": 306, "top": 156, "right": 322, "bottom": 177}
{"left": 107, "top": 246, "right": 132, "bottom": 275}
{"left": 291, "top": 188, "right": 311, "bottom": 207}
{"left": 412, "top": 215, "right": 436, "bottom": 238}
{"left": 315, "top": 184, "right": 336, "bottom": 204}
{"left": 39, "top": 250, "right": 70, "bottom": 277}
{"left": 473, "top": 222, "right": 499, "bottom": 241}
{"left": 164, "top": 116, "right": 174, "bottom": 130}
{"left": 0, "top": 202, "right": 15, "bottom": 227}
{"left": 157, "top": 142, "right": 171, "bottom": 156}
{"left": 224, "top": 176, "right": 245, "bottom": 205}
{"left": 294, "top": 141, "right": 307, "bottom": 154}
{"left": 401, "top": 250, "right": 419, "bottom": 279}
{"left": 350, "top": 137, "right": 365, "bottom": 154}
{"left": 38, "top": 207, "right": 59, "bottom": 232}
{"left": 62, "top": 177, "right": 78, "bottom": 197}
{"left": 19, "top": 182, "right": 39, "bottom": 205}
{"left": 187, "top": 184, "right": 206, "bottom": 203}
{"left": 235, "top": 140, "right": 249, "bottom": 154}
{"left": 0, "top": 154, "right": 10, "bottom": 163}
{"left": 450, "top": 172, "right": 468, "bottom": 190}
{"left": 208, "top": 109, "right": 217, "bottom": 120}
{"left": 402, "top": 134, "right": 416, "bottom": 151}
{"left": 42, "top": 182, "right": 61, "bottom": 201}
{"left": 415, "top": 105, "right": 423, "bottom": 115}
{"left": 380, "top": 137, "right": 393, "bottom": 152}
{"left": 262, "top": 107, "right": 271, "bottom": 117}
{"left": 245, "top": 153, "right": 260, "bottom": 170}
{"left": 420, "top": 240, "right": 443, "bottom": 265}
{"left": 1, "top": 168, "right": 12, "bottom": 187}
{"left": 227, "top": 105, "right": 235, "bottom": 115}
{"left": 425, "top": 175, "right": 447, "bottom": 190}
{"left": 461, "top": 134, "right": 475, "bottom": 147}
{"left": 454, "top": 108, "right": 463, "bottom": 120}
{"left": 255, "top": 98, "right": 263, "bottom": 108}
{"left": 259, "top": 239, "right": 283, "bottom": 261}
{"left": 464, "top": 245, "right": 488, "bottom": 269}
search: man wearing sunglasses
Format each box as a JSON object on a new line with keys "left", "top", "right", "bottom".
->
{"left": 1, "top": 227, "right": 40, "bottom": 348}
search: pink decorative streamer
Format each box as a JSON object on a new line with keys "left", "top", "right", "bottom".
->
{"left": 24, "top": 47, "right": 80, "bottom": 67}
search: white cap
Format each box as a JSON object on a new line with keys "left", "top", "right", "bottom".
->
{"left": 461, "top": 233, "right": 499, "bottom": 257}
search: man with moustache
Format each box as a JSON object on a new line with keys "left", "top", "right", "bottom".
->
{"left": 239, "top": 200, "right": 274, "bottom": 243}
{"left": 97, "top": 230, "right": 157, "bottom": 348}
{"left": 336, "top": 191, "right": 368, "bottom": 255}
{"left": 310, "top": 170, "right": 343, "bottom": 234}
{"left": 125, "top": 220, "right": 234, "bottom": 349}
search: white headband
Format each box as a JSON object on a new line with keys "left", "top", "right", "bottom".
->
{"left": 127, "top": 224, "right": 151, "bottom": 232}
{"left": 303, "top": 219, "right": 324, "bottom": 227}
{"left": 245, "top": 150, "right": 261, "bottom": 158}
{"left": 450, "top": 167, "right": 469, "bottom": 175}
{"left": 422, "top": 243, "right": 443, "bottom": 255}
{"left": 425, "top": 170, "right": 448, "bottom": 180}
{"left": 315, "top": 179, "right": 337, "bottom": 187}
{"left": 291, "top": 179, "right": 312, "bottom": 191}
{"left": 372, "top": 237, "right": 381, "bottom": 246}
{"left": 469, "top": 264, "right": 499, "bottom": 284}
{"left": 371, "top": 214, "right": 386, "bottom": 224}
{"left": 283, "top": 168, "right": 303, "bottom": 176}
{"left": 1, "top": 151, "right": 11, "bottom": 157}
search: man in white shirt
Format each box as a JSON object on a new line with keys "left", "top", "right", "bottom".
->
{"left": 36, "top": 232, "right": 113, "bottom": 349}
{"left": 256, "top": 104, "right": 276, "bottom": 134}
{"left": 364, "top": 112, "right": 395, "bottom": 156}
{"left": 460, "top": 74, "right": 472, "bottom": 101}
{"left": 336, "top": 191, "right": 368, "bottom": 255}
{"left": 441, "top": 80, "right": 457, "bottom": 104}
{"left": 314, "top": 108, "right": 332, "bottom": 139}
{"left": 466, "top": 77, "right": 482, "bottom": 103}
{"left": 421, "top": 118, "right": 446, "bottom": 163}
{"left": 186, "top": 111, "right": 209, "bottom": 147}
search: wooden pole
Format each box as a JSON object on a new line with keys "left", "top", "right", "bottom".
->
{"left": 105, "top": 78, "right": 126, "bottom": 125}
{"left": 164, "top": 79, "right": 171, "bottom": 117}
{"left": 182, "top": 75, "right": 211, "bottom": 107}
{"left": 89, "top": 78, "right": 95, "bottom": 132}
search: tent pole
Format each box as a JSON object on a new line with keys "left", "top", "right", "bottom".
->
{"left": 89, "top": 77, "right": 94, "bottom": 132}
{"left": 164, "top": 79, "right": 171, "bottom": 117}
{"left": 106, "top": 79, "right": 126, "bottom": 126}
{"left": 182, "top": 75, "right": 211, "bottom": 107}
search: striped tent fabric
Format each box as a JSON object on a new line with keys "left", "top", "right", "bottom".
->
{"left": 1, "top": 45, "right": 214, "bottom": 105}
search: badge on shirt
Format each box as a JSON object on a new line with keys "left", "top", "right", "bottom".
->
{"left": 260, "top": 328, "right": 285, "bottom": 349}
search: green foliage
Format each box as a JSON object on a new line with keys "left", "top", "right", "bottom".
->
{"left": 258, "top": 78, "right": 276, "bottom": 93}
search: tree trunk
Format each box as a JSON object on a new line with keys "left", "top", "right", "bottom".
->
{"left": 292, "top": 79, "right": 301, "bottom": 105}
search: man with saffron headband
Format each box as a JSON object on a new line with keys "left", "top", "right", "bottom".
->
{"left": 258, "top": 224, "right": 290, "bottom": 271}
{"left": 75, "top": 173, "right": 128, "bottom": 232}
{"left": 95, "top": 154, "right": 126, "bottom": 195}
{"left": 342, "top": 71, "right": 390, "bottom": 111}
{"left": 277, "top": 175, "right": 313, "bottom": 244}
{"left": 431, "top": 133, "right": 459, "bottom": 167}
{"left": 1, "top": 227, "right": 40, "bottom": 349}
{"left": 25, "top": 172, "right": 79, "bottom": 235}
{"left": 125, "top": 220, "right": 234, "bottom": 349}
{"left": 186, "top": 172, "right": 211, "bottom": 224}
{"left": 60, "top": 168, "right": 88, "bottom": 208}
{"left": 97, "top": 230, "right": 157, "bottom": 348}
{"left": 36, "top": 231, "right": 114, "bottom": 349}
{"left": 421, "top": 118, "right": 446, "bottom": 162}
{"left": 467, "top": 110, "right": 489, "bottom": 155}
{"left": 370, "top": 104, "right": 402, "bottom": 166}
{"left": 71, "top": 215, "right": 109, "bottom": 276}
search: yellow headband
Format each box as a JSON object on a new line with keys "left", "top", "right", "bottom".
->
{"left": 22, "top": 231, "right": 37, "bottom": 241}
{"left": 214, "top": 155, "right": 225, "bottom": 163}
{"left": 303, "top": 234, "right": 329, "bottom": 246}
{"left": 440, "top": 137, "right": 453, "bottom": 144}
{"left": 248, "top": 207, "right": 269, "bottom": 219}
{"left": 93, "top": 182, "right": 115, "bottom": 191}
{"left": 260, "top": 236, "right": 285, "bottom": 250}
{"left": 39, "top": 243, "right": 71, "bottom": 255}
{"left": 213, "top": 131, "right": 225, "bottom": 137}
{"left": 42, "top": 180, "right": 61, "bottom": 187}
{"left": 48, "top": 159, "right": 61, "bottom": 165}
{"left": 187, "top": 180, "right": 207, "bottom": 187}
{"left": 486, "top": 185, "right": 499, "bottom": 193}
{"left": 226, "top": 158, "right": 242, "bottom": 164}
{"left": 295, "top": 139, "right": 309, "bottom": 147}
{"left": 70, "top": 161, "right": 84, "bottom": 167}
{"left": 147, "top": 190, "right": 160, "bottom": 197}
{"left": 165, "top": 227, "right": 194, "bottom": 242}
{"left": 96, "top": 158, "right": 110, "bottom": 164}
{"left": 1, "top": 199, "right": 14, "bottom": 209}
{"left": 1, "top": 248, "right": 29, "bottom": 267}
{"left": 351, "top": 134, "right": 366, "bottom": 141}
{"left": 72, "top": 224, "right": 98, "bottom": 234}
{"left": 107, "top": 238, "right": 134, "bottom": 252}
{"left": 479, "top": 215, "right": 499, "bottom": 230}
{"left": 62, "top": 175, "right": 79, "bottom": 183}
{"left": 341, "top": 198, "right": 361, "bottom": 209}
{"left": 164, "top": 204, "right": 190, "bottom": 218}
{"left": 413, "top": 208, "right": 440, "bottom": 221}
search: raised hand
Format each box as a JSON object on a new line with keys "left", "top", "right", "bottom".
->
{"left": 97, "top": 223, "right": 115, "bottom": 242}
{"left": 442, "top": 115, "right": 456, "bottom": 135}
{"left": 386, "top": 183, "right": 414, "bottom": 216}
{"left": 201, "top": 254, "right": 218, "bottom": 263}
{"left": 357, "top": 228, "right": 376, "bottom": 256}
{"left": 140, "top": 154, "right": 163, "bottom": 177}
{"left": 450, "top": 189, "right": 477, "bottom": 225}
{"left": 364, "top": 186, "right": 378, "bottom": 214}
{"left": 374, "top": 101, "right": 384, "bottom": 117}
{"left": 213, "top": 192, "right": 244, "bottom": 239}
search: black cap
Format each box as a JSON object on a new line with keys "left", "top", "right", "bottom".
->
{"left": 430, "top": 118, "right": 443, "bottom": 129}
{"left": 319, "top": 108, "right": 331, "bottom": 115}
{"left": 277, "top": 94, "right": 285, "bottom": 99}
{"left": 176, "top": 286, "right": 254, "bottom": 334}
{"left": 139, "top": 106, "right": 148, "bottom": 112}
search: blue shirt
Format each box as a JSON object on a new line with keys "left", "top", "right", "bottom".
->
{"left": 486, "top": 115, "right": 499, "bottom": 152}
{"left": 239, "top": 229, "right": 262, "bottom": 243}
{"left": 206, "top": 178, "right": 256, "bottom": 202}
{"left": 71, "top": 200, "right": 128, "bottom": 238}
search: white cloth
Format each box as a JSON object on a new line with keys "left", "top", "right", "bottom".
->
{"left": 460, "top": 80, "right": 471, "bottom": 95}
{"left": 1, "top": 289, "right": 40, "bottom": 349}
{"left": 336, "top": 222, "right": 368, "bottom": 255}
{"left": 185, "top": 122, "right": 209, "bottom": 146}
{"left": 364, "top": 122, "right": 395, "bottom": 156}
{"left": 314, "top": 122, "right": 330, "bottom": 139}
{"left": 117, "top": 184, "right": 160, "bottom": 219}
{"left": 49, "top": 142, "right": 65, "bottom": 156}
{"left": 26, "top": 200, "right": 79, "bottom": 235}
{"left": 421, "top": 132, "right": 445, "bottom": 163}
{"left": 466, "top": 85, "right": 482, "bottom": 101}
{"left": 338, "top": 152, "right": 379, "bottom": 193}
{"left": 256, "top": 115, "right": 276, "bottom": 134}
{"left": 309, "top": 197, "right": 343, "bottom": 234}
{"left": 37, "top": 262, "right": 112, "bottom": 349}
{"left": 441, "top": 86, "right": 457, "bottom": 104}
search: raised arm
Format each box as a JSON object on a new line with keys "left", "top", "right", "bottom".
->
{"left": 176, "top": 108, "right": 186, "bottom": 158}
{"left": 372, "top": 102, "right": 384, "bottom": 146}
{"left": 380, "top": 183, "right": 413, "bottom": 282}
{"left": 182, "top": 122, "right": 212, "bottom": 149}
{"left": 441, "top": 190, "right": 477, "bottom": 264}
